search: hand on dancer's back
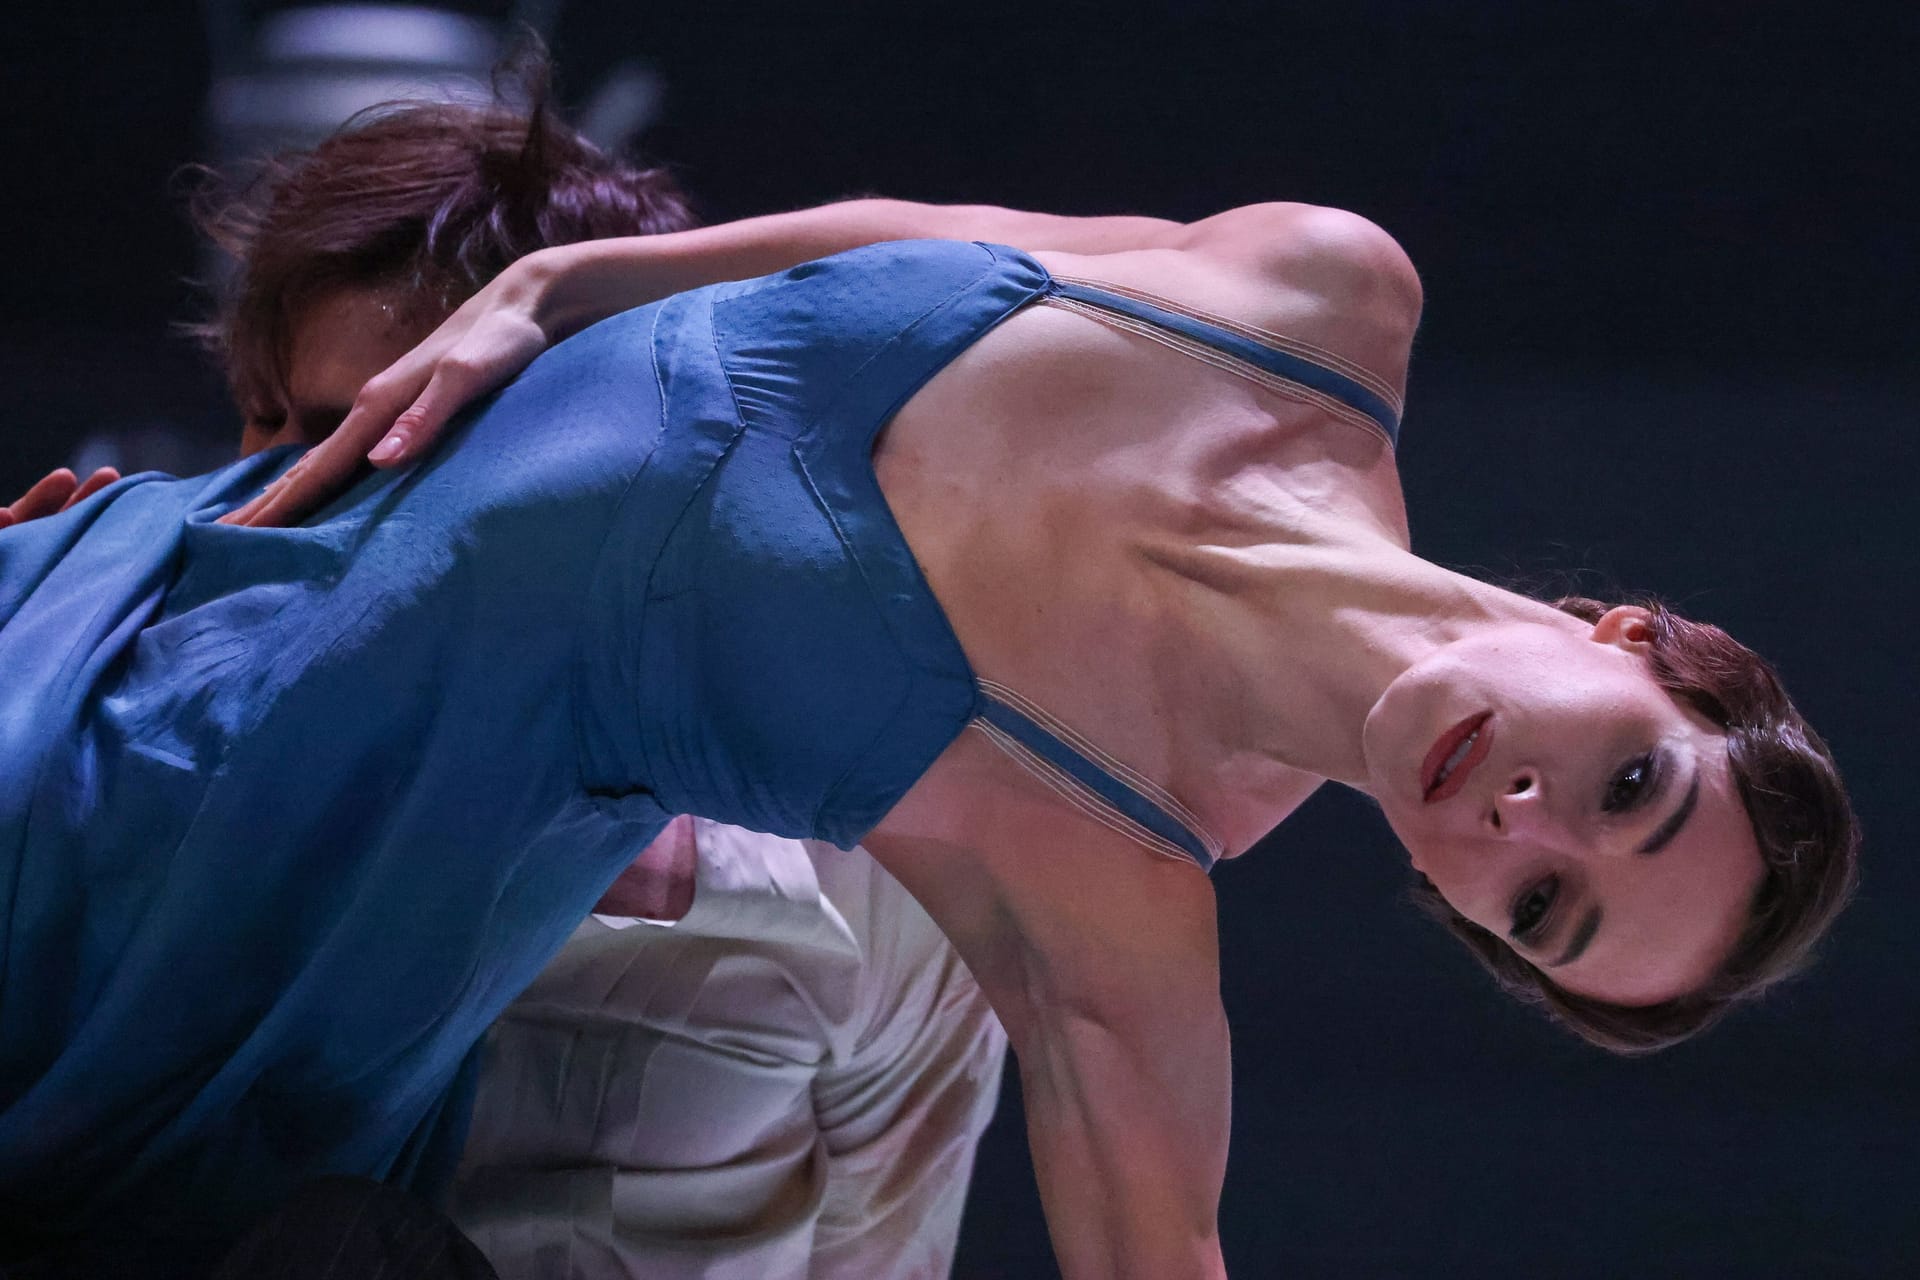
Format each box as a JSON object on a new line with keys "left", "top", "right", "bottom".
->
{"left": 220, "top": 250, "right": 566, "bottom": 530}
{"left": 0, "top": 466, "right": 121, "bottom": 529}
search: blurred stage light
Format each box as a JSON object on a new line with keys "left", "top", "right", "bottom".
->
{"left": 203, "top": 3, "right": 550, "bottom": 163}
{"left": 258, "top": 4, "right": 501, "bottom": 67}
{"left": 201, "top": 1, "right": 661, "bottom": 184}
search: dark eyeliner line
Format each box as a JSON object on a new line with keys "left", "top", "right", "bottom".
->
{"left": 1636, "top": 768, "right": 1701, "bottom": 857}
{"left": 1547, "top": 906, "right": 1603, "bottom": 968}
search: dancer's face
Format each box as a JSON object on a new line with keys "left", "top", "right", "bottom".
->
{"left": 239, "top": 286, "right": 440, "bottom": 458}
{"left": 1362, "top": 607, "right": 1765, "bottom": 1006}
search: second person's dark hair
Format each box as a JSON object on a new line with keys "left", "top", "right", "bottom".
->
{"left": 190, "top": 62, "right": 695, "bottom": 421}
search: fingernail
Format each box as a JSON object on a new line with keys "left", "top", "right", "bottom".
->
{"left": 369, "top": 435, "right": 406, "bottom": 464}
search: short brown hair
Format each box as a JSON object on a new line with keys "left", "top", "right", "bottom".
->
{"left": 190, "top": 73, "right": 694, "bottom": 423}
{"left": 1410, "top": 596, "right": 1860, "bottom": 1054}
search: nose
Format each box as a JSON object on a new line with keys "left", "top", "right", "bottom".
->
{"left": 1491, "top": 771, "right": 1633, "bottom": 859}
{"left": 1488, "top": 770, "right": 1567, "bottom": 848}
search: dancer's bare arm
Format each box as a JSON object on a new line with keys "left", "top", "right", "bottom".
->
{"left": 218, "top": 199, "right": 1178, "bottom": 526}
{"left": 1009, "top": 883, "right": 1230, "bottom": 1280}
{"left": 221, "top": 197, "right": 1411, "bottom": 527}
{"left": 865, "top": 735, "right": 1232, "bottom": 1280}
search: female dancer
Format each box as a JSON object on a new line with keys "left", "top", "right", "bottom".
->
{"left": 4, "top": 199, "right": 1855, "bottom": 1279}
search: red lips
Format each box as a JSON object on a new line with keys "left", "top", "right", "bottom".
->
{"left": 1421, "top": 711, "right": 1494, "bottom": 803}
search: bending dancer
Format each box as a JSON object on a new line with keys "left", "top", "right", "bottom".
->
{"left": 2, "top": 191, "right": 1857, "bottom": 1277}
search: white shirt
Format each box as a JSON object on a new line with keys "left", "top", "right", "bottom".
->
{"left": 450, "top": 820, "right": 1007, "bottom": 1279}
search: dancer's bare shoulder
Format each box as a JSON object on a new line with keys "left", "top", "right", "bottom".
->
{"left": 1031, "top": 202, "right": 1423, "bottom": 400}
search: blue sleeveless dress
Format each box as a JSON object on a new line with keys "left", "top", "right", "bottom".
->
{"left": 0, "top": 240, "right": 1398, "bottom": 1248}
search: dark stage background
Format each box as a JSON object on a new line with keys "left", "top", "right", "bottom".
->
{"left": 2, "top": 3, "right": 1914, "bottom": 1276}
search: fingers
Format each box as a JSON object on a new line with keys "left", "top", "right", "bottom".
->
{"left": 9, "top": 469, "right": 79, "bottom": 523}
{"left": 365, "top": 360, "right": 490, "bottom": 469}
{"left": 219, "top": 436, "right": 368, "bottom": 529}
{"left": 64, "top": 467, "right": 121, "bottom": 510}
{"left": 222, "top": 357, "right": 505, "bottom": 528}
{"left": 0, "top": 467, "right": 125, "bottom": 533}
{"left": 364, "top": 311, "right": 549, "bottom": 472}
{"left": 220, "top": 377, "right": 413, "bottom": 527}
{"left": 218, "top": 298, "right": 547, "bottom": 527}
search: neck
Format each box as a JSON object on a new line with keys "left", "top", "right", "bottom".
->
{"left": 1156, "top": 531, "right": 1575, "bottom": 792}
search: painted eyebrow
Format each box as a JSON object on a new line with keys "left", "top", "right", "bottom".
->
{"left": 1636, "top": 767, "right": 1701, "bottom": 857}
{"left": 1545, "top": 905, "right": 1603, "bottom": 969}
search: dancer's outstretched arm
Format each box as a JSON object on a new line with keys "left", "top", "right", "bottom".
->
{"left": 537, "top": 198, "right": 1188, "bottom": 319}
{"left": 221, "top": 196, "right": 1410, "bottom": 527}
{"left": 220, "top": 197, "right": 1185, "bottom": 526}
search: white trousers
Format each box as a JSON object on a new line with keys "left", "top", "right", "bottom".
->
{"left": 449, "top": 821, "right": 1008, "bottom": 1279}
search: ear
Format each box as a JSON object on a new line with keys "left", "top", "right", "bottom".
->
{"left": 1590, "top": 604, "right": 1655, "bottom": 651}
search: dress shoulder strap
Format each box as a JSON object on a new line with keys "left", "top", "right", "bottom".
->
{"left": 972, "top": 680, "right": 1222, "bottom": 873}
{"left": 1047, "top": 276, "right": 1402, "bottom": 446}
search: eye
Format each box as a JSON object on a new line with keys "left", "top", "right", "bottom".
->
{"left": 1508, "top": 875, "right": 1559, "bottom": 942}
{"left": 1602, "top": 753, "right": 1657, "bottom": 813}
